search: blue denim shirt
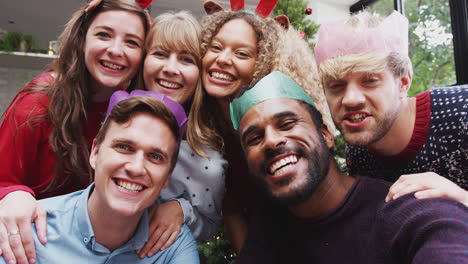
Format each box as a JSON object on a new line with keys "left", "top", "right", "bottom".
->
{"left": 0, "top": 184, "right": 199, "bottom": 264}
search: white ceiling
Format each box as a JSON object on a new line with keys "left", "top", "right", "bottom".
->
{"left": 0, "top": 0, "right": 259, "bottom": 50}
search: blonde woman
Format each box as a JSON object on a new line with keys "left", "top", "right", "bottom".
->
{"left": 137, "top": 11, "right": 227, "bottom": 257}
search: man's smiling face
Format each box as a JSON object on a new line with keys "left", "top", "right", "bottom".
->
{"left": 239, "top": 98, "right": 332, "bottom": 205}
{"left": 89, "top": 112, "right": 177, "bottom": 217}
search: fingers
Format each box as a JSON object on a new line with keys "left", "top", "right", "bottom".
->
{"left": 5, "top": 224, "right": 28, "bottom": 264}
{"left": 138, "top": 226, "right": 164, "bottom": 258}
{"left": 161, "top": 231, "right": 179, "bottom": 251}
{"left": 18, "top": 220, "right": 36, "bottom": 264}
{"left": 33, "top": 206, "right": 47, "bottom": 245}
{"left": 0, "top": 223, "right": 16, "bottom": 264}
{"left": 138, "top": 226, "right": 181, "bottom": 258}
{"left": 414, "top": 189, "right": 444, "bottom": 199}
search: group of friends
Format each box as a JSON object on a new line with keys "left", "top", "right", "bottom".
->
{"left": 0, "top": 0, "right": 466, "bottom": 263}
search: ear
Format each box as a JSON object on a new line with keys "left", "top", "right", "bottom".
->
{"left": 204, "top": 0, "right": 225, "bottom": 15}
{"left": 274, "top": 15, "right": 290, "bottom": 30}
{"left": 161, "top": 168, "right": 174, "bottom": 190}
{"left": 399, "top": 70, "right": 412, "bottom": 97}
{"left": 320, "top": 124, "right": 334, "bottom": 149}
{"left": 89, "top": 139, "right": 99, "bottom": 170}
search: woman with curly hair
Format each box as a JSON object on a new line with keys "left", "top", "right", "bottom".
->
{"left": 185, "top": 7, "right": 282, "bottom": 253}
{"left": 0, "top": 0, "right": 150, "bottom": 262}
{"left": 187, "top": 2, "right": 335, "bottom": 253}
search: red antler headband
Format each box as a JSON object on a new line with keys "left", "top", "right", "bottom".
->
{"left": 206, "top": 0, "right": 279, "bottom": 18}
{"left": 255, "top": 0, "right": 279, "bottom": 18}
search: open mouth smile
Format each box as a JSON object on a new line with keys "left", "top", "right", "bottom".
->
{"left": 209, "top": 70, "right": 236, "bottom": 82}
{"left": 268, "top": 155, "right": 298, "bottom": 176}
{"left": 114, "top": 178, "right": 146, "bottom": 193}
{"left": 158, "top": 79, "right": 182, "bottom": 89}
{"left": 101, "top": 61, "right": 125, "bottom": 70}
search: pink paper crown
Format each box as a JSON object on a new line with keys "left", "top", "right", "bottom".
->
{"left": 314, "top": 11, "right": 408, "bottom": 66}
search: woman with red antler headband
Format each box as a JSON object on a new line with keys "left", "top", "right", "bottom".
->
{"left": 0, "top": 0, "right": 151, "bottom": 263}
{"left": 186, "top": 0, "right": 283, "bottom": 253}
{"left": 189, "top": 0, "right": 335, "bottom": 254}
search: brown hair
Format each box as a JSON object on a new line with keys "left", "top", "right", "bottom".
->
{"left": 23, "top": 0, "right": 149, "bottom": 192}
{"left": 95, "top": 96, "right": 181, "bottom": 169}
{"left": 187, "top": 11, "right": 282, "bottom": 156}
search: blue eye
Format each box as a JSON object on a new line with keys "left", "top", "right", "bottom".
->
{"left": 126, "top": 39, "right": 140, "bottom": 48}
{"left": 115, "top": 143, "right": 132, "bottom": 152}
{"left": 152, "top": 51, "right": 167, "bottom": 57}
{"left": 96, "top": 32, "right": 110, "bottom": 38}
{"left": 181, "top": 56, "right": 195, "bottom": 64}
{"left": 148, "top": 153, "right": 162, "bottom": 162}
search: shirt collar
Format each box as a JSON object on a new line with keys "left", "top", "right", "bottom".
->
{"left": 75, "top": 183, "right": 150, "bottom": 252}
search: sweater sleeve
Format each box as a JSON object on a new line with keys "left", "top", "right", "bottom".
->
{"left": 0, "top": 91, "right": 52, "bottom": 199}
{"left": 374, "top": 194, "right": 468, "bottom": 264}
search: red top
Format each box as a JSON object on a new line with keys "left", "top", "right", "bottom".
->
{"left": 0, "top": 73, "right": 108, "bottom": 199}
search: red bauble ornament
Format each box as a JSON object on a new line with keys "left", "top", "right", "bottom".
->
{"left": 305, "top": 7, "right": 312, "bottom": 15}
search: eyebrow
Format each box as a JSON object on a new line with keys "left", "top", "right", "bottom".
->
{"left": 212, "top": 36, "right": 257, "bottom": 51}
{"left": 241, "top": 111, "right": 298, "bottom": 142}
{"left": 94, "top": 25, "right": 143, "bottom": 43}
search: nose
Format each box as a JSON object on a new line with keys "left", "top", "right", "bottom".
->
{"left": 263, "top": 127, "right": 286, "bottom": 150}
{"left": 125, "top": 152, "right": 146, "bottom": 177}
{"left": 162, "top": 55, "right": 180, "bottom": 76}
{"left": 108, "top": 40, "right": 124, "bottom": 57}
{"left": 341, "top": 83, "right": 365, "bottom": 108}
{"left": 216, "top": 49, "right": 233, "bottom": 66}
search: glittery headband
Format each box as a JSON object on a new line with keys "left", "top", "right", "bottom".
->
{"left": 314, "top": 11, "right": 408, "bottom": 66}
{"left": 105, "top": 90, "right": 188, "bottom": 136}
{"left": 230, "top": 71, "right": 316, "bottom": 130}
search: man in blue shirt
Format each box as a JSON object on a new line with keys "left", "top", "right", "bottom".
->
{"left": 1, "top": 91, "right": 199, "bottom": 263}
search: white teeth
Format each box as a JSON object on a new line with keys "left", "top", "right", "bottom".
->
{"left": 268, "top": 155, "right": 298, "bottom": 175}
{"left": 116, "top": 179, "right": 144, "bottom": 192}
{"left": 211, "top": 72, "right": 234, "bottom": 81}
{"left": 275, "top": 164, "right": 294, "bottom": 175}
{"left": 158, "top": 80, "right": 181, "bottom": 89}
{"left": 348, "top": 113, "right": 367, "bottom": 122}
{"left": 102, "top": 61, "right": 123, "bottom": 70}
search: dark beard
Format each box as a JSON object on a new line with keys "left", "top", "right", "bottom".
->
{"left": 255, "top": 136, "right": 330, "bottom": 206}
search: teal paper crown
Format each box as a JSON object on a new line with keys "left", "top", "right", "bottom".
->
{"left": 230, "top": 71, "right": 315, "bottom": 130}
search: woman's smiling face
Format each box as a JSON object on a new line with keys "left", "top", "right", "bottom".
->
{"left": 144, "top": 44, "right": 199, "bottom": 104}
{"left": 202, "top": 18, "right": 258, "bottom": 101}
